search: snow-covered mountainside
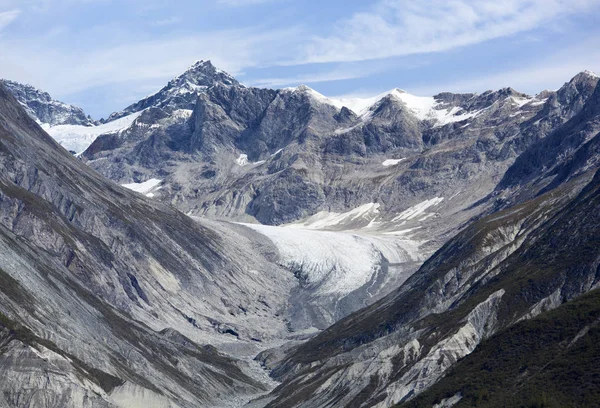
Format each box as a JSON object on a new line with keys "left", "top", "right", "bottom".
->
{"left": 0, "top": 79, "right": 107, "bottom": 153}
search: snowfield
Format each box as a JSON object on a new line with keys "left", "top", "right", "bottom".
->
{"left": 239, "top": 199, "right": 447, "bottom": 298}
{"left": 121, "top": 178, "right": 162, "bottom": 197}
{"left": 43, "top": 112, "right": 142, "bottom": 154}
{"left": 288, "top": 202, "right": 381, "bottom": 230}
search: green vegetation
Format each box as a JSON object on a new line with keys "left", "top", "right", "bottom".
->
{"left": 398, "top": 288, "right": 600, "bottom": 408}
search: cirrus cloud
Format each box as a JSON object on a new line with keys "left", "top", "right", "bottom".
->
{"left": 0, "top": 8, "right": 20, "bottom": 31}
{"left": 296, "top": 0, "right": 600, "bottom": 64}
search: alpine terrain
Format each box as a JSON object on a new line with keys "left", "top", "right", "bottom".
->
{"left": 1, "top": 59, "right": 600, "bottom": 408}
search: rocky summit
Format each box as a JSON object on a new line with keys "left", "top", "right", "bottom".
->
{"left": 2, "top": 60, "right": 600, "bottom": 408}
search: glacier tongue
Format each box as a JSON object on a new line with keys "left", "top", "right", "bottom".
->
{"left": 239, "top": 219, "right": 424, "bottom": 330}
{"left": 242, "top": 223, "right": 421, "bottom": 297}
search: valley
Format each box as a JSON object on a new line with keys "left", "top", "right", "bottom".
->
{"left": 1, "top": 61, "right": 599, "bottom": 408}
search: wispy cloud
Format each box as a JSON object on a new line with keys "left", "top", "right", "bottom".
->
{"left": 249, "top": 71, "right": 366, "bottom": 88}
{"left": 0, "top": 25, "right": 301, "bottom": 95}
{"left": 151, "top": 16, "right": 181, "bottom": 26}
{"left": 296, "top": 0, "right": 600, "bottom": 64}
{"left": 248, "top": 59, "right": 426, "bottom": 88}
{"left": 0, "top": 8, "right": 20, "bottom": 31}
{"left": 217, "top": 0, "right": 278, "bottom": 6}
{"left": 406, "top": 41, "right": 600, "bottom": 96}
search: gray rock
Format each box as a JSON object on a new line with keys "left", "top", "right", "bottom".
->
{"left": 1, "top": 79, "right": 96, "bottom": 126}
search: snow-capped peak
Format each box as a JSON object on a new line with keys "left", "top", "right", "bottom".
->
{"left": 330, "top": 88, "right": 487, "bottom": 126}
{"left": 329, "top": 88, "right": 437, "bottom": 120}
{"left": 328, "top": 88, "right": 431, "bottom": 118}
{"left": 106, "top": 60, "right": 240, "bottom": 122}
{"left": 581, "top": 70, "right": 599, "bottom": 79}
{"left": 284, "top": 84, "right": 341, "bottom": 107}
{"left": 176, "top": 59, "right": 238, "bottom": 87}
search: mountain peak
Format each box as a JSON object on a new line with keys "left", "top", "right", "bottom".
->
{"left": 177, "top": 59, "right": 238, "bottom": 87}
{"left": 106, "top": 59, "right": 240, "bottom": 121}
{"left": 1, "top": 79, "right": 95, "bottom": 127}
{"left": 570, "top": 70, "right": 600, "bottom": 83}
{"left": 581, "top": 70, "right": 599, "bottom": 78}
{"left": 191, "top": 59, "right": 214, "bottom": 68}
{"left": 560, "top": 70, "right": 600, "bottom": 92}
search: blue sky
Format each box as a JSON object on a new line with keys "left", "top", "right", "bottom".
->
{"left": 1, "top": 0, "right": 600, "bottom": 119}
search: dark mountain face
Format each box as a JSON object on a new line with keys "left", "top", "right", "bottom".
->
{"left": 1, "top": 79, "right": 96, "bottom": 126}
{"left": 398, "top": 286, "right": 600, "bottom": 408}
{"left": 497, "top": 72, "right": 600, "bottom": 200}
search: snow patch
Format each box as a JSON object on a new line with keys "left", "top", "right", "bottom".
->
{"left": 382, "top": 158, "right": 404, "bottom": 167}
{"left": 529, "top": 98, "right": 548, "bottom": 107}
{"left": 431, "top": 106, "right": 481, "bottom": 128}
{"left": 236, "top": 154, "right": 249, "bottom": 166}
{"left": 121, "top": 178, "right": 162, "bottom": 197}
{"left": 44, "top": 111, "right": 142, "bottom": 154}
{"left": 509, "top": 96, "right": 533, "bottom": 107}
{"left": 288, "top": 203, "right": 381, "bottom": 230}
{"left": 392, "top": 197, "right": 444, "bottom": 222}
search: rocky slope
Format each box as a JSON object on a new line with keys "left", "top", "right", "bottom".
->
{"left": 258, "top": 165, "right": 600, "bottom": 408}
{"left": 251, "top": 80, "right": 600, "bottom": 407}
{"left": 398, "top": 287, "right": 600, "bottom": 407}
{"left": 106, "top": 60, "right": 240, "bottom": 121}
{"left": 0, "top": 79, "right": 95, "bottom": 127}
{"left": 0, "top": 81, "right": 308, "bottom": 407}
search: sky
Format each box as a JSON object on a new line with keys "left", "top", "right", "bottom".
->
{"left": 1, "top": 0, "right": 600, "bottom": 119}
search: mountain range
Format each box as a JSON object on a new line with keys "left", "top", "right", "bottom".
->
{"left": 1, "top": 62, "right": 599, "bottom": 407}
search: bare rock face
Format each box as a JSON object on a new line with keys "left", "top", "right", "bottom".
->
{"left": 80, "top": 66, "right": 599, "bottom": 231}
{"left": 1, "top": 79, "right": 95, "bottom": 127}
{"left": 105, "top": 60, "right": 240, "bottom": 122}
